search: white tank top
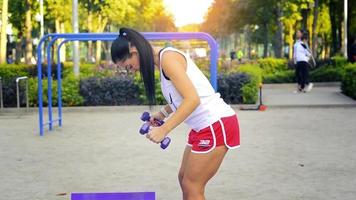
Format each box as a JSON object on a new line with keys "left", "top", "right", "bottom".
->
{"left": 159, "top": 47, "right": 235, "bottom": 131}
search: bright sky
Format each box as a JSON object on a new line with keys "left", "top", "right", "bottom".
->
{"left": 163, "top": 0, "right": 214, "bottom": 27}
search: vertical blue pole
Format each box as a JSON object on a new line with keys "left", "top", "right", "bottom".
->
{"left": 209, "top": 42, "right": 218, "bottom": 91}
{"left": 46, "top": 38, "right": 58, "bottom": 131}
{"left": 57, "top": 44, "right": 63, "bottom": 127}
{"left": 37, "top": 42, "right": 44, "bottom": 136}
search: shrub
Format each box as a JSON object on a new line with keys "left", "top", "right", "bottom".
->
{"left": 1, "top": 77, "right": 29, "bottom": 107}
{"left": 0, "top": 64, "right": 29, "bottom": 79}
{"left": 331, "top": 56, "right": 348, "bottom": 68}
{"left": 218, "top": 73, "right": 250, "bottom": 104}
{"left": 27, "top": 63, "right": 64, "bottom": 79}
{"left": 263, "top": 70, "right": 295, "bottom": 83}
{"left": 80, "top": 76, "right": 140, "bottom": 106}
{"left": 341, "top": 63, "right": 356, "bottom": 100}
{"left": 236, "top": 64, "right": 262, "bottom": 104}
{"left": 62, "top": 75, "right": 84, "bottom": 106}
{"left": 28, "top": 76, "right": 84, "bottom": 107}
{"left": 63, "top": 62, "right": 97, "bottom": 78}
{"left": 258, "top": 58, "right": 288, "bottom": 73}
{"left": 309, "top": 67, "right": 344, "bottom": 82}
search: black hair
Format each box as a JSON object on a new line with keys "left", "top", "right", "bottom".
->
{"left": 111, "top": 27, "right": 155, "bottom": 105}
{"left": 301, "top": 32, "right": 309, "bottom": 41}
{"left": 299, "top": 29, "right": 305, "bottom": 34}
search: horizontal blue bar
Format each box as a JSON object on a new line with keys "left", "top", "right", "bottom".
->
{"left": 71, "top": 192, "right": 155, "bottom": 200}
{"left": 43, "top": 118, "right": 61, "bottom": 125}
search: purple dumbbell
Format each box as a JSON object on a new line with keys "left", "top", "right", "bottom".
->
{"left": 139, "top": 112, "right": 171, "bottom": 149}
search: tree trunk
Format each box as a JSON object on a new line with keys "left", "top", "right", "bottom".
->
{"left": 275, "top": 4, "right": 284, "bottom": 58}
{"left": 312, "top": 0, "right": 319, "bottom": 58}
{"left": 0, "top": 0, "right": 8, "bottom": 63}
{"left": 87, "top": 9, "right": 93, "bottom": 62}
{"left": 25, "top": 1, "right": 33, "bottom": 65}
{"left": 95, "top": 15, "right": 108, "bottom": 64}
{"left": 288, "top": 24, "right": 294, "bottom": 60}
{"left": 347, "top": 0, "right": 355, "bottom": 61}
{"left": 60, "top": 22, "right": 66, "bottom": 62}
{"left": 263, "top": 23, "right": 268, "bottom": 58}
{"left": 55, "top": 19, "right": 60, "bottom": 62}
{"left": 301, "top": 9, "right": 309, "bottom": 31}
{"left": 329, "top": 0, "right": 337, "bottom": 56}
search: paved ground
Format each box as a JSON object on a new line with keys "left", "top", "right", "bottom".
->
{"left": 1, "top": 106, "right": 356, "bottom": 200}
{"left": 262, "top": 83, "right": 356, "bottom": 108}
{"left": 1, "top": 82, "right": 356, "bottom": 200}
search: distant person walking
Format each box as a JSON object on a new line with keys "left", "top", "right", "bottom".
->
{"left": 237, "top": 50, "right": 243, "bottom": 63}
{"left": 294, "top": 31, "right": 314, "bottom": 93}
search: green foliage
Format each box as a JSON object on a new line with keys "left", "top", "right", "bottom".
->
{"left": 62, "top": 75, "right": 84, "bottom": 106}
{"left": 263, "top": 70, "right": 295, "bottom": 83}
{"left": 341, "top": 63, "right": 356, "bottom": 100}
{"left": 28, "top": 76, "right": 83, "bottom": 107}
{"left": 258, "top": 58, "right": 288, "bottom": 74}
{"left": 218, "top": 73, "right": 250, "bottom": 104}
{"left": 79, "top": 75, "right": 138, "bottom": 106}
{"left": 134, "top": 71, "right": 166, "bottom": 105}
{"left": 331, "top": 56, "right": 349, "bottom": 68}
{"left": 309, "top": 66, "right": 344, "bottom": 82}
{"left": 62, "top": 62, "right": 115, "bottom": 78}
{"left": 236, "top": 64, "right": 263, "bottom": 104}
{"left": 0, "top": 64, "right": 29, "bottom": 79}
{"left": 28, "top": 78, "right": 58, "bottom": 107}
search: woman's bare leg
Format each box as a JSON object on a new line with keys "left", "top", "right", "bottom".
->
{"left": 181, "top": 146, "right": 228, "bottom": 200}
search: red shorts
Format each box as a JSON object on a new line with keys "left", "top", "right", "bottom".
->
{"left": 187, "top": 115, "right": 240, "bottom": 153}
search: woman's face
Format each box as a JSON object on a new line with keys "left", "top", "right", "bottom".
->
{"left": 296, "top": 30, "right": 302, "bottom": 39}
{"left": 116, "top": 47, "right": 140, "bottom": 72}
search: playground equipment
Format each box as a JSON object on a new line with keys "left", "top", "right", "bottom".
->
{"left": 16, "top": 76, "right": 29, "bottom": 113}
{"left": 0, "top": 76, "right": 29, "bottom": 112}
{"left": 71, "top": 192, "right": 155, "bottom": 200}
{"left": 37, "top": 32, "right": 219, "bottom": 136}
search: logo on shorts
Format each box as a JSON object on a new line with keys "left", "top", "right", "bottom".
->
{"left": 198, "top": 140, "right": 211, "bottom": 148}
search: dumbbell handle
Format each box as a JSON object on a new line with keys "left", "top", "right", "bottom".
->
{"left": 140, "top": 112, "right": 171, "bottom": 149}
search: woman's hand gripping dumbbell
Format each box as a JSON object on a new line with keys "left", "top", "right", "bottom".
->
{"left": 139, "top": 112, "right": 171, "bottom": 149}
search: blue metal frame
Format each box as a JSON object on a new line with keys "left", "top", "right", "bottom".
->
{"left": 37, "top": 32, "right": 219, "bottom": 136}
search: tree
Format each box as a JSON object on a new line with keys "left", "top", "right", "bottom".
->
{"left": 316, "top": 3, "right": 331, "bottom": 59}
{"left": 311, "top": 0, "right": 319, "bottom": 57}
{"left": 201, "top": 0, "right": 234, "bottom": 39}
{"left": 281, "top": 1, "right": 302, "bottom": 59}
{"left": 8, "top": 0, "right": 38, "bottom": 64}
{"left": 0, "top": 0, "right": 8, "bottom": 63}
{"left": 47, "top": 0, "right": 71, "bottom": 62}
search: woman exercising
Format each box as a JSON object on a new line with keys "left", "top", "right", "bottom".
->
{"left": 111, "top": 27, "right": 240, "bottom": 200}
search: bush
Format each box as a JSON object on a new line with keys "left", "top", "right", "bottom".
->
{"left": 218, "top": 73, "right": 250, "bottom": 104}
{"left": 28, "top": 76, "right": 84, "bottom": 107}
{"left": 1, "top": 77, "right": 29, "bottom": 107}
{"left": 63, "top": 62, "right": 97, "bottom": 78}
{"left": 0, "top": 64, "right": 29, "bottom": 79}
{"left": 236, "top": 64, "right": 262, "bottom": 104}
{"left": 309, "top": 67, "right": 344, "bottom": 82}
{"left": 80, "top": 76, "right": 140, "bottom": 106}
{"left": 27, "top": 63, "right": 65, "bottom": 79}
{"left": 341, "top": 63, "right": 356, "bottom": 100}
{"left": 331, "top": 56, "right": 348, "bottom": 68}
{"left": 263, "top": 70, "right": 295, "bottom": 83}
{"left": 258, "top": 58, "right": 288, "bottom": 74}
{"left": 63, "top": 62, "right": 119, "bottom": 78}
{"left": 134, "top": 71, "right": 166, "bottom": 105}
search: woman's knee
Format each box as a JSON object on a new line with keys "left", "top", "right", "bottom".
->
{"left": 178, "top": 171, "right": 184, "bottom": 185}
{"left": 181, "top": 176, "right": 204, "bottom": 195}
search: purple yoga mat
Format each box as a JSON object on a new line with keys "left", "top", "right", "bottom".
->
{"left": 71, "top": 192, "right": 155, "bottom": 200}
